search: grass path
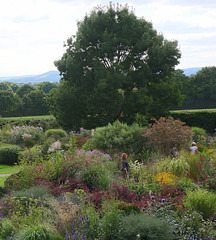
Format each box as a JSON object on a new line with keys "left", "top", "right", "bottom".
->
{"left": 0, "top": 165, "right": 20, "bottom": 186}
{"left": 171, "top": 108, "right": 216, "bottom": 113}
{"left": 0, "top": 115, "right": 53, "bottom": 120}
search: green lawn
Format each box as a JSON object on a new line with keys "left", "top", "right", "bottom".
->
{"left": 0, "top": 165, "right": 20, "bottom": 174}
{"left": 0, "top": 176, "right": 8, "bottom": 186}
{"left": 0, "top": 165, "right": 20, "bottom": 186}
{"left": 171, "top": 108, "right": 216, "bottom": 113}
{"left": 0, "top": 115, "right": 53, "bottom": 120}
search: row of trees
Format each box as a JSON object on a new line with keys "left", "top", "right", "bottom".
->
{"left": 171, "top": 67, "right": 216, "bottom": 110}
{"left": 2, "top": 66, "right": 215, "bottom": 119}
{"left": 0, "top": 82, "right": 58, "bottom": 117}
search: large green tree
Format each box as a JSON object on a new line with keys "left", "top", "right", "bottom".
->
{"left": 0, "top": 90, "right": 22, "bottom": 117}
{"left": 51, "top": 4, "right": 182, "bottom": 129}
{"left": 174, "top": 67, "right": 216, "bottom": 110}
{"left": 35, "top": 81, "right": 58, "bottom": 94}
{"left": 189, "top": 67, "right": 216, "bottom": 109}
{"left": 0, "top": 82, "right": 13, "bottom": 91}
{"left": 16, "top": 84, "right": 34, "bottom": 98}
{"left": 22, "top": 90, "right": 50, "bottom": 116}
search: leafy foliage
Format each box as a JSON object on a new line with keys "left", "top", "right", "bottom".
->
{"left": 93, "top": 121, "right": 144, "bottom": 154}
{"left": 143, "top": 117, "right": 193, "bottom": 156}
{"left": 0, "top": 144, "right": 21, "bottom": 165}
{"left": 13, "top": 224, "right": 53, "bottom": 240}
{"left": 51, "top": 3, "right": 182, "bottom": 129}
{"left": 191, "top": 126, "right": 207, "bottom": 144}
{"left": 183, "top": 188, "right": 216, "bottom": 219}
{"left": 0, "top": 90, "right": 21, "bottom": 117}
{"left": 182, "top": 67, "right": 216, "bottom": 109}
{"left": 11, "top": 185, "right": 51, "bottom": 200}
{"left": 45, "top": 129, "right": 67, "bottom": 140}
{"left": 171, "top": 110, "right": 216, "bottom": 134}
{"left": 11, "top": 125, "right": 43, "bottom": 144}
{"left": 120, "top": 213, "right": 175, "bottom": 240}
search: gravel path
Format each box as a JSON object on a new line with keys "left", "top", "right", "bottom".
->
{"left": 0, "top": 174, "right": 12, "bottom": 177}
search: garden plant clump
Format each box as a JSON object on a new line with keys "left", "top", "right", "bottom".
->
{"left": 1, "top": 117, "right": 216, "bottom": 239}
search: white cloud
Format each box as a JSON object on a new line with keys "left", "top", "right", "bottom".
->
{"left": 0, "top": 0, "right": 216, "bottom": 76}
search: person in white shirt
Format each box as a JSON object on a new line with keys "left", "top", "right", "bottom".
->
{"left": 190, "top": 142, "right": 198, "bottom": 154}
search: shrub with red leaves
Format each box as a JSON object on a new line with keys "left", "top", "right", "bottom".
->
{"left": 143, "top": 117, "right": 193, "bottom": 156}
{"left": 35, "top": 177, "right": 89, "bottom": 196}
{"left": 76, "top": 136, "right": 90, "bottom": 148}
{"left": 64, "top": 178, "right": 89, "bottom": 193}
{"left": 112, "top": 184, "right": 138, "bottom": 203}
{"left": 88, "top": 191, "right": 105, "bottom": 208}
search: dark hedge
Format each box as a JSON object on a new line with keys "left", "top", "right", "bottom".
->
{"left": 171, "top": 111, "right": 216, "bottom": 134}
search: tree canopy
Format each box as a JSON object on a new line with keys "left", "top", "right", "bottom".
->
{"left": 50, "top": 4, "right": 182, "bottom": 130}
{"left": 35, "top": 81, "right": 58, "bottom": 94}
{"left": 171, "top": 66, "right": 216, "bottom": 110}
{"left": 0, "top": 90, "right": 21, "bottom": 116}
{"left": 189, "top": 67, "right": 216, "bottom": 109}
{"left": 0, "top": 82, "right": 51, "bottom": 117}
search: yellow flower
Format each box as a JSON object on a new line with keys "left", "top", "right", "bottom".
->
{"left": 152, "top": 172, "right": 177, "bottom": 185}
{"left": 208, "top": 149, "right": 214, "bottom": 154}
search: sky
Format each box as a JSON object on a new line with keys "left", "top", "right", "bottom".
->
{"left": 1, "top": 0, "right": 216, "bottom": 76}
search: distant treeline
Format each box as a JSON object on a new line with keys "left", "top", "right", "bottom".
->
{"left": 0, "top": 81, "right": 58, "bottom": 117}
{"left": 1, "top": 66, "right": 216, "bottom": 118}
{"left": 171, "top": 66, "right": 216, "bottom": 110}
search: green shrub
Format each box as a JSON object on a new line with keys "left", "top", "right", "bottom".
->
{"left": 0, "top": 219, "right": 14, "bottom": 239}
{"left": 100, "top": 199, "right": 123, "bottom": 240}
{"left": 76, "top": 150, "right": 113, "bottom": 190}
{"left": 177, "top": 178, "right": 199, "bottom": 192}
{"left": 120, "top": 213, "right": 175, "bottom": 240}
{"left": 0, "top": 186, "right": 7, "bottom": 197}
{"left": 41, "top": 138, "right": 56, "bottom": 156}
{"left": 18, "top": 146, "right": 42, "bottom": 163}
{"left": 13, "top": 224, "right": 53, "bottom": 240}
{"left": 82, "top": 199, "right": 122, "bottom": 240}
{"left": 80, "top": 164, "right": 111, "bottom": 191}
{"left": 81, "top": 138, "right": 93, "bottom": 151}
{"left": 22, "top": 137, "right": 35, "bottom": 148}
{"left": 45, "top": 129, "right": 67, "bottom": 140}
{"left": 0, "top": 144, "right": 21, "bottom": 165}
{"left": 179, "top": 210, "right": 216, "bottom": 239}
{"left": 191, "top": 127, "right": 207, "bottom": 144}
{"left": 11, "top": 185, "right": 51, "bottom": 200}
{"left": 183, "top": 188, "right": 216, "bottom": 219}
{"left": 93, "top": 121, "right": 144, "bottom": 154}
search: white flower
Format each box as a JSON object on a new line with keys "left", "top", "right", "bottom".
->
{"left": 48, "top": 141, "right": 61, "bottom": 152}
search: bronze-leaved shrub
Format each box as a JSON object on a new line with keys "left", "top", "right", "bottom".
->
{"left": 143, "top": 117, "right": 193, "bottom": 156}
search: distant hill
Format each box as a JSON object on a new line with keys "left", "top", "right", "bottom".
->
{"left": 0, "top": 71, "right": 60, "bottom": 83}
{"left": 182, "top": 67, "right": 202, "bottom": 76}
{"left": 0, "top": 67, "right": 203, "bottom": 83}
